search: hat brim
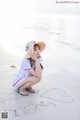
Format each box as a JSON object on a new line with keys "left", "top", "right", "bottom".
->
{"left": 25, "top": 41, "right": 46, "bottom": 58}
{"left": 36, "top": 42, "right": 46, "bottom": 52}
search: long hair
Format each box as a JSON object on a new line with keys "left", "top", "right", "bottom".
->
{"left": 28, "top": 58, "right": 43, "bottom": 70}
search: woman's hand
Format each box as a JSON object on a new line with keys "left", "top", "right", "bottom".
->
{"left": 31, "top": 55, "right": 38, "bottom": 61}
{"left": 37, "top": 56, "right": 42, "bottom": 63}
{"left": 31, "top": 54, "right": 42, "bottom": 63}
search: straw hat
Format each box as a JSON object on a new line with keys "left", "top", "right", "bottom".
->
{"left": 25, "top": 41, "right": 46, "bottom": 58}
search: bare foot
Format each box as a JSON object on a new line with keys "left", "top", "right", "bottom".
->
{"left": 26, "top": 87, "right": 36, "bottom": 93}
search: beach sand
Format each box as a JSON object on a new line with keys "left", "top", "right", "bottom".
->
{"left": 0, "top": 17, "right": 80, "bottom": 120}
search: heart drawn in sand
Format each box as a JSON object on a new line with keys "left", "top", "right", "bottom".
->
{"left": 40, "top": 88, "right": 73, "bottom": 103}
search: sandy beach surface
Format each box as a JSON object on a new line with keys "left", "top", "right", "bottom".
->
{"left": 0, "top": 1, "right": 80, "bottom": 120}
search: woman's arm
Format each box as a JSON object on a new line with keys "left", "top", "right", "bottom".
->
{"left": 29, "top": 58, "right": 42, "bottom": 78}
{"left": 34, "top": 58, "right": 42, "bottom": 78}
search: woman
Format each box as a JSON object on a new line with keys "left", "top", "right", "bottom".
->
{"left": 12, "top": 41, "right": 46, "bottom": 96}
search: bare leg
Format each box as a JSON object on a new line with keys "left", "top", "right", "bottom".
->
{"left": 19, "top": 76, "right": 41, "bottom": 91}
{"left": 19, "top": 67, "right": 42, "bottom": 95}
